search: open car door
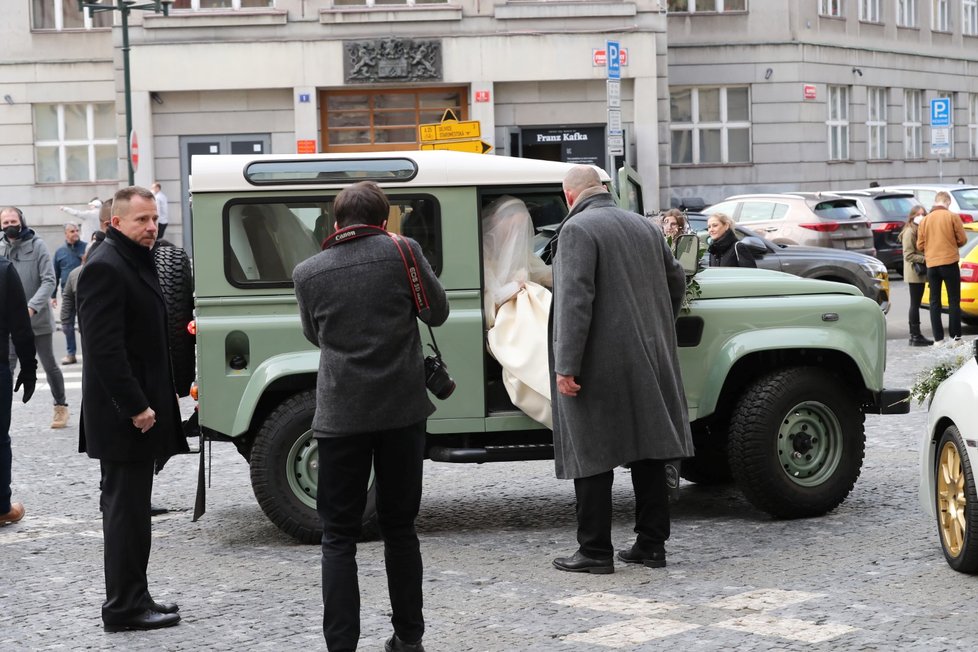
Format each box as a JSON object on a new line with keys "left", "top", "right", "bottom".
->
{"left": 616, "top": 163, "right": 644, "bottom": 215}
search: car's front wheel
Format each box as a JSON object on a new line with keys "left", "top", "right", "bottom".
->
{"left": 728, "top": 367, "right": 865, "bottom": 518}
{"left": 935, "top": 426, "right": 978, "bottom": 573}
{"left": 250, "top": 390, "right": 377, "bottom": 544}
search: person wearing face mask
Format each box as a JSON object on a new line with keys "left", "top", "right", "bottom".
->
{"left": 901, "top": 206, "right": 933, "bottom": 347}
{"left": 706, "top": 213, "right": 756, "bottom": 268}
{"left": 0, "top": 207, "right": 69, "bottom": 429}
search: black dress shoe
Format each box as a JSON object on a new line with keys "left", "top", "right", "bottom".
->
{"left": 617, "top": 546, "right": 667, "bottom": 568}
{"left": 152, "top": 602, "right": 179, "bottom": 614}
{"left": 552, "top": 551, "right": 614, "bottom": 574}
{"left": 104, "top": 609, "right": 181, "bottom": 632}
{"left": 385, "top": 634, "right": 426, "bottom": 652}
{"left": 150, "top": 504, "right": 169, "bottom": 516}
{"left": 909, "top": 334, "right": 934, "bottom": 347}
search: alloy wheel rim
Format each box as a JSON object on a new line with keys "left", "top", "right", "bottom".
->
{"left": 937, "top": 440, "right": 967, "bottom": 557}
{"left": 776, "top": 401, "right": 843, "bottom": 487}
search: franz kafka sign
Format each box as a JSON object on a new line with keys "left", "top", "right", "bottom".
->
{"left": 344, "top": 39, "right": 442, "bottom": 83}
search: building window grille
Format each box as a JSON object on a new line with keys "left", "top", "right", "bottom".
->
{"left": 897, "top": 0, "right": 917, "bottom": 26}
{"left": 669, "top": 86, "right": 751, "bottom": 165}
{"left": 826, "top": 86, "right": 850, "bottom": 161}
{"left": 819, "top": 0, "right": 843, "bottom": 17}
{"left": 33, "top": 103, "right": 118, "bottom": 184}
{"left": 867, "top": 87, "right": 888, "bottom": 159}
{"left": 903, "top": 89, "right": 923, "bottom": 158}
{"left": 859, "top": 0, "right": 881, "bottom": 21}
{"left": 31, "top": 0, "right": 112, "bottom": 30}
{"left": 666, "top": 0, "right": 747, "bottom": 11}
{"left": 932, "top": 0, "right": 950, "bottom": 30}
{"left": 964, "top": 0, "right": 978, "bottom": 34}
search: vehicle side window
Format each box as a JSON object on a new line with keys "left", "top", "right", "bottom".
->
{"left": 739, "top": 201, "right": 777, "bottom": 222}
{"left": 224, "top": 195, "right": 442, "bottom": 287}
{"left": 953, "top": 189, "right": 978, "bottom": 210}
{"left": 917, "top": 190, "right": 937, "bottom": 207}
{"left": 772, "top": 203, "right": 789, "bottom": 219}
{"left": 481, "top": 190, "right": 567, "bottom": 257}
{"left": 706, "top": 200, "right": 738, "bottom": 217}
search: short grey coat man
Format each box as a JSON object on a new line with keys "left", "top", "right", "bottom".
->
{"left": 293, "top": 181, "right": 448, "bottom": 652}
{"left": 549, "top": 165, "right": 694, "bottom": 574}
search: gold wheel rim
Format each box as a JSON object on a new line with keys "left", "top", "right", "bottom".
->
{"left": 937, "top": 440, "right": 968, "bottom": 557}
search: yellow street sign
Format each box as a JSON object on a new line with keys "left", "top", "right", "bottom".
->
{"left": 419, "top": 109, "right": 482, "bottom": 143}
{"left": 421, "top": 139, "right": 493, "bottom": 154}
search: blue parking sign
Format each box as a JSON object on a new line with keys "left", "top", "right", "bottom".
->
{"left": 607, "top": 40, "right": 620, "bottom": 80}
{"left": 931, "top": 98, "right": 951, "bottom": 127}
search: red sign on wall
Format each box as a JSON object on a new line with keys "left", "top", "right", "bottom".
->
{"left": 803, "top": 84, "right": 817, "bottom": 100}
{"left": 474, "top": 90, "right": 491, "bottom": 103}
{"left": 296, "top": 139, "right": 317, "bottom": 154}
{"left": 593, "top": 48, "right": 629, "bottom": 67}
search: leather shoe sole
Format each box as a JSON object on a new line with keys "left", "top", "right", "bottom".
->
{"left": 552, "top": 552, "right": 614, "bottom": 574}
{"left": 104, "top": 610, "right": 181, "bottom": 632}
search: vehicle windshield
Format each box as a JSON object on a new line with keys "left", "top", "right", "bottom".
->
{"left": 873, "top": 196, "right": 918, "bottom": 219}
{"left": 813, "top": 200, "right": 863, "bottom": 220}
{"left": 951, "top": 188, "right": 978, "bottom": 210}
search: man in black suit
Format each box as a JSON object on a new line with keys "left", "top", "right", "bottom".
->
{"left": 77, "top": 186, "right": 189, "bottom": 632}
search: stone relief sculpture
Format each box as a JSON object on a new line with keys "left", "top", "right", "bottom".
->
{"left": 344, "top": 39, "right": 442, "bottom": 83}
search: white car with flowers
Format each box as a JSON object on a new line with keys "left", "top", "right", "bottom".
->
{"left": 919, "top": 339, "right": 978, "bottom": 573}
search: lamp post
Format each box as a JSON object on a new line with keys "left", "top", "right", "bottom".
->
{"left": 77, "top": 0, "right": 172, "bottom": 185}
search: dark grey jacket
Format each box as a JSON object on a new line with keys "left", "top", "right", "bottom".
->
{"left": 293, "top": 232, "right": 449, "bottom": 436}
{"left": 0, "top": 258, "right": 36, "bottom": 370}
{"left": 550, "top": 191, "right": 694, "bottom": 479}
{"left": 0, "top": 228, "right": 56, "bottom": 335}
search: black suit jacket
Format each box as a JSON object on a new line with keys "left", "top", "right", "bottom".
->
{"left": 76, "top": 227, "right": 188, "bottom": 467}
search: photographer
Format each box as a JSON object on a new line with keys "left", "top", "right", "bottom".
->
{"left": 293, "top": 181, "right": 448, "bottom": 652}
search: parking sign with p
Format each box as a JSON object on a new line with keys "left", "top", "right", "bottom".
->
{"left": 931, "top": 98, "right": 951, "bottom": 126}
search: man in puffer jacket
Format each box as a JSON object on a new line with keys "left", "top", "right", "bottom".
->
{"left": 0, "top": 207, "right": 69, "bottom": 428}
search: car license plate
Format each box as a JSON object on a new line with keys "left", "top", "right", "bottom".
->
{"left": 845, "top": 239, "right": 866, "bottom": 249}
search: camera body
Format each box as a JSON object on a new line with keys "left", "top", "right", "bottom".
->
{"left": 424, "top": 354, "right": 456, "bottom": 400}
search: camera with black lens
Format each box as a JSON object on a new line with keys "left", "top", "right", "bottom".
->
{"left": 424, "top": 354, "right": 456, "bottom": 400}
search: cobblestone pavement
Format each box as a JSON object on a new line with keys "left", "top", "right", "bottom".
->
{"left": 3, "top": 328, "right": 977, "bottom": 650}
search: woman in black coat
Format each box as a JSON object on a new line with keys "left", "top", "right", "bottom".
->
{"left": 707, "top": 212, "right": 756, "bottom": 268}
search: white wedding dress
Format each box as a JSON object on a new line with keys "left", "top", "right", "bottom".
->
{"left": 482, "top": 197, "right": 554, "bottom": 428}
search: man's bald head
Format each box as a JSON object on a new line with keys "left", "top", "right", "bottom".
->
{"left": 562, "top": 165, "right": 604, "bottom": 208}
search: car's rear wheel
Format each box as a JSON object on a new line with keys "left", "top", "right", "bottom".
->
{"left": 728, "top": 367, "right": 865, "bottom": 518}
{"left": 935, "top": 426, "right": 978, "bottom": 573}
{"left": 250, "top": 390, "right": 377, "bottom": 544}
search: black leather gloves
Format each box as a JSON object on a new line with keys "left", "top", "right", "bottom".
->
{"left": 14, "top": 368, "right": 36, "bottom": 403}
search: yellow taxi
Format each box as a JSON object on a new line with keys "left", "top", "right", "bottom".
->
{"left": 922, "top": 222, "right": 978, "bottom": 323}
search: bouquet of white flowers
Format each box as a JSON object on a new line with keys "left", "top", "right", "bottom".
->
{"left": 908, "top": 339, "right": 974, "bottom": 405}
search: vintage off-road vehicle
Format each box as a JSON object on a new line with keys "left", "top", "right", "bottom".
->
{"left": 177, "top": 151, "right": 909, "bottom": 543}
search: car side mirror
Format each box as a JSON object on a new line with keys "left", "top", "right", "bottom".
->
{"left": 674, "top": 233, "right": 701, "bottom": 276}
{"left": 740, "top": 235, "right": 768, "bottom": 255}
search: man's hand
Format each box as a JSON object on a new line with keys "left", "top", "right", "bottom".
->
{"left": 14, "top": 369, "right": 36, "bottom": 403}
{"left": 50, "top": 298, "right": 57, "bottom": 309}
{"left": 132, "top": 407, "right": 157, "bottom": 433}
{"left": 556, "top": 373, "right": 581, "bottom": 397}
{"left": 27, "top": 307, "right": 36, "bottom": 317}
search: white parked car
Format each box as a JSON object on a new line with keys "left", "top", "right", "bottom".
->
{"left": 919, "top": 340, "right": 978, "bottom": 573}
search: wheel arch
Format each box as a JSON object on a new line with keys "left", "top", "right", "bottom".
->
{"left": 225, "top": 351, "right": 319, "bottom": 439}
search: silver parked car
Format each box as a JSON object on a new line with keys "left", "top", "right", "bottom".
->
{"left": 704, "top": 193, "right": 875, "bottom": 256}
{"left": 876, "top": 183, "right": 978, "bottom": 222}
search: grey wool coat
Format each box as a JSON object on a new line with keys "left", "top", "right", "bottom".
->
{"left": 550, "top": 191, "right": 694, "bottom": 479}
{"left": 0, "top": 228, "right": 57, "bottom": 336}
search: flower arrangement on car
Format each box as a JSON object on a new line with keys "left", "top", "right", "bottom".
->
{"left": 908, "top": 339, "right": 973, "bottom": 405}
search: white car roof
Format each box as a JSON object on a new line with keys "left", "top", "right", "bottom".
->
{"left": 189, "top": 151, "right": 611, "bottom": 193}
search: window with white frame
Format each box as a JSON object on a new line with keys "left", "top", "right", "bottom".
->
{"left": 932, "top": 0, "right": 950, "bottom": 30}
{"left": 964, "top": 0, "right": 978, "bottom": 34}
{"left": 32, "top": 0, "right": 112, "bottom": 30}
{"left": 666, "top": 0, "right": 747, "bottom": 10}
{"left": 670, "top": 86, "right": 751, "bottom": 165}
{"left": 969, "top": 94, "right": 978, "bottom": 158}
{"left": 897, "top": 0, "right": 917, "bottom": 26}
{"left": 903, "top": 89, "right": 923, "bottom": 158}
{"left": 827, "top": 85, "right": 850, "bottom": 161}
{"left": 859, "top": 0, "right": 881, "bottom": 21}
{"left": 33, "top": 103, "right": 117, "bottom": 184}
{"left": 867, "top": 87, "right": 888, "bottom": 159}
{"left": 819, "top": 0, "right": 843, "bottom": 16}
{"left": 171, "top": 0, "right": 275, "bottom": 9}
{"left": 938, "top": 91, "right": 955, "bottom": 157}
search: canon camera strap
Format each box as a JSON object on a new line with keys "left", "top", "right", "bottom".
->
{"left": 322, "top": 224, "right": 443, "bottom": 356}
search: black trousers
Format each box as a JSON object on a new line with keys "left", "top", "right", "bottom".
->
{"left": 316, "top": 422, "right": 426, "bottom": 652}
{"left": 574, "top": 459, "right": 670, "bottom": 560}
{"left": 100, "top": 458, "right": 156, "bottom": 624}
{"left": 928, "top": 262, "right": 962, "bottom": 340}
{"left": 908, "top": 281, "right": 926, "bottom": 331}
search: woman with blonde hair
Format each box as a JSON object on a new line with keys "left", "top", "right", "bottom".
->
{"left": 706, "top": 212, "right": 756, "bottom": 268}
{"left": 901, "top": 205, "right": 933, "bottom": 346}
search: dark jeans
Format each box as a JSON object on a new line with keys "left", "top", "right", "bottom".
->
{"left": 573, "top": 459, "right": 670, "bottom": 559}
{"left": 927, "top": 263, "right": 962, "bottom": 341}
{"left": 0, "top": 364, "right": 12, "bottom": 514}
{"left": 317, "top": 422, "right": 426, "bottom": 652}
{"left": 908, "top": 282, "right": 926, "bottom": 332}
{"left": 157, "top": 223, "right": 167, "bottom": 240}
{"left": 63, "top": 320, "right": 76, "bottom": 356}
{"left": 100, "top": 458, "right": 156, "bottom": 624}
